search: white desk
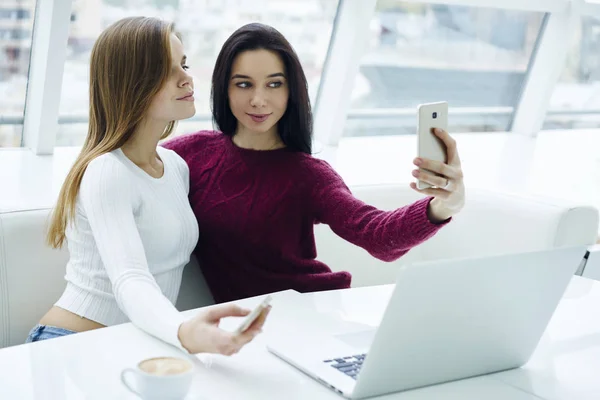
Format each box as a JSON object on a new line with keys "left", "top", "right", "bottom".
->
{"left": 0, "top": 277, "right": 598, "bottom": 400}
{"left": 491, "top": 276, "right": 600, "bottom": 400}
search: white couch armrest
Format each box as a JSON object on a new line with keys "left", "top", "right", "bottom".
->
{"left": 315, "top": 186, "right": 599, "bottom": 287}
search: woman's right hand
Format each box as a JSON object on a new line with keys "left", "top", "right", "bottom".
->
{"left": 177, "top": 303, "right": 270, "bottom": 355}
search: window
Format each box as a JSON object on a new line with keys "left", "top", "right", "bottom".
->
{"left": 344, "top": 1, "right": 545, "bottom": 137}
{"left": 0, "top": 1, "right": 36, "bottom": 148}
{"left": 57, "top": 0, "right": 340, "bottom": 146}
{"left": 543, "top": 16, "right": 600, "bottom": 130}
{"left": 0, "top": 9, "right": 31, "bottom": 19}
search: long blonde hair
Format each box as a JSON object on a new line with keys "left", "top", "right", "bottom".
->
{"left": 48, "top": 17, "right": 177, "bottom": 248}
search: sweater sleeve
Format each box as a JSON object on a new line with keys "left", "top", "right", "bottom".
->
{"left": 161, "top": 147, "right": 190, "bottom": 194}
{"left": 79, "top": 155, "right": 189, "bottom": 352}
{"left": 161, "top": 133, "right": 193, "bottom": 158}
{"left": 311, "top": 159, "right": 450, "bottom": 262}
{"left": 161, "top": 130, "right": 214, "bottom": 161}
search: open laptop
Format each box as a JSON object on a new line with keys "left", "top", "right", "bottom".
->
{"left": 267, "top": 246, "right": 586, "bottom": 399}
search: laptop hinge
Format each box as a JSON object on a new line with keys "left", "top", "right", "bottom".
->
{"left": 578, "top": 244, "right": 600, "bottom": 282}
{"left": 574, "top": 250, "right": 590, "bottom": 276}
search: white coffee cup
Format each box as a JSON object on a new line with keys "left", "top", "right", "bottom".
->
{"left": 121, "top": 356, "right": 194, "bottom": 399}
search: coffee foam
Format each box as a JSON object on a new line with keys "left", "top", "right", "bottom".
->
{"left": 138, "top": 357, "right": 191, "bottom": 376}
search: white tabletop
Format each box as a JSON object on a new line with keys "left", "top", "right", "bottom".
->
{"left": 490, "top": 276, "right": 600, "bottom": 400}
{"left": 0, "top": 277, "right": 598, "bottom": 400}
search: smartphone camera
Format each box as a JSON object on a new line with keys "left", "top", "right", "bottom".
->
{"left": 432, "top": 112, "right": 438, "bottom": 119}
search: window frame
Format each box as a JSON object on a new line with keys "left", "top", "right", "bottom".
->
{"left": 13, "top": 0, "right": 600, "bottom": 153}
{"left": 22, "top": 0, "right": 71, "bottom": 154}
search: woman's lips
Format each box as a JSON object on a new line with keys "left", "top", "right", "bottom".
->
{"left": 177, "top": 92, "right": 194, "bottom": 101}
{"left": 247, "top": 113, "right": 271, "bottom": 123}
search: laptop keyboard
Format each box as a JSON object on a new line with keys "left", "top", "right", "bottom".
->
{"left": 323, "top": 354, "right": 366, "bottom": 380}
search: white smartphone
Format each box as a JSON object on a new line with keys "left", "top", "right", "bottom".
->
{"left": 416, "top": 101, "right": 449, "bottom": 190}
{"left": 234, "top": 295, "right": 272, "bottom": 335}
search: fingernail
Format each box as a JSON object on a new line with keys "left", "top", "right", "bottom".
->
{"left": 412, "top": 170, "right": 419, "bottom": 177}
{"left": 435, "top": 128, "right": 442, "bottom": 134}
{"left": 414, "top": 158, "right": 422, "bottom": 166}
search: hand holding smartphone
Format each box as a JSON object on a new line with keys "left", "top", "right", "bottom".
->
{"left": 235, "top": 295, "right": 272, "bottom": 335}
{"left": 416, "top": 102, "right": 448, "bottom": 190}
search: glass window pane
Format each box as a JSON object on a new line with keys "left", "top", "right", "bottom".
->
{"left": 57, "top": 0, "right": 340, "bottom": 146}
{"left": 345, "top": 1, "right": 545, "bottom": 137}
{"left": 543, "top": 16, "right": 600, "bottom": 130}
{"left": 0, "top": 0, "right": 36, "bottom": 148}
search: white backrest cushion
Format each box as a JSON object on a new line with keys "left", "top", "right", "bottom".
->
{"left": 175, "top": 256, "right": 215, "bottom": 311}
{"left": 315, "top": 186, "right": 599, "bottom": 287}
{"left": 0, "top": 209, "right": 68, "bottom": 347}
{"left": 0, "top": 208, "right": 214, "bottom": 348}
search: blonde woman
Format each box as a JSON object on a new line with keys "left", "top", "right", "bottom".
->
{"left": 28, "top": 17, "right": 268, "bottom": 355}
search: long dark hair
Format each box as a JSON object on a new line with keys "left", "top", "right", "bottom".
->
{"left": 211, "top": 23, "right": 312, "bottom": 154}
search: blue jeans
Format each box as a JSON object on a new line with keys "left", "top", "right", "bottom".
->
{"left": 25, "top": 324, "right": 77, "bottom": 343}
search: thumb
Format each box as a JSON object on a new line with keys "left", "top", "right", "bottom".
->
{"left": 205, "top": 303, "right": 250, "bottom": 322}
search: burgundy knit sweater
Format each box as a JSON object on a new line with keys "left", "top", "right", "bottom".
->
{"left": 162, "top": 131, "right": 449, "bottom": 303}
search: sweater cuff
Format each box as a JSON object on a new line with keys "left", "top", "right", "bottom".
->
{"left": 162, "top": 313, "right": 192, "bottom": 354}
{"left": 407, "top": 196, "right": 451, "bottom": 239}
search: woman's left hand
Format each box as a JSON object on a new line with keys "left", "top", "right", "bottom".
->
{"left": 409, "top": 128, "right": 465, "bottom": 223}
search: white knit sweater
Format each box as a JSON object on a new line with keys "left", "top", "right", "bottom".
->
{"left": 55, "top": 146, "right": 199, "bottom": 351}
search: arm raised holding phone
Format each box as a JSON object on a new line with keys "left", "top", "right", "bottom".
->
{"left": 412, "top": 102, "right": 465, "bottom": 224}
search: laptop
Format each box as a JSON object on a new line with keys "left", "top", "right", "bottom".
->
{"left": 267, "top": 246, "right": 586, "bottom": 399}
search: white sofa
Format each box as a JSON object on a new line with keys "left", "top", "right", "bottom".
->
{"left": 318, "top": 186, "right": 599, "bottom": 287}
{"left": 1, "top": 186, "right": 598, "bottom": 348}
